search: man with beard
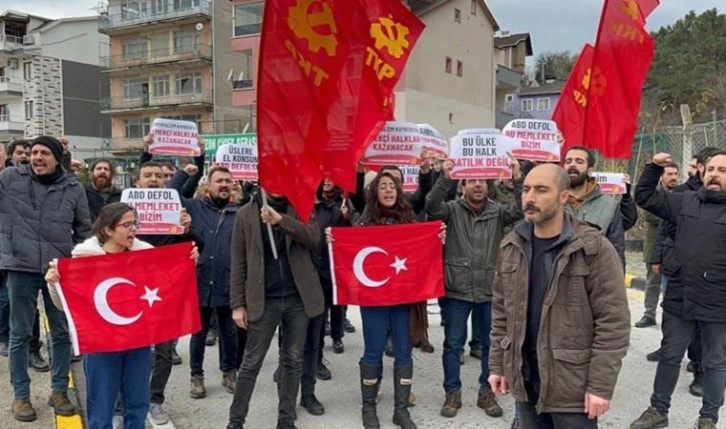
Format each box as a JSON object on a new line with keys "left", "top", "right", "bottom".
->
{"left": 130, "top": 161, "right": 201, "bottom": 425}
{"left": 426, "top": 157, "right": 523, "bottom": 420}
{"left": 5, "top": 140, "right": 30, "bottom": 168}
{"left": 635, "top": 162, "right": 679, "bottom": 329}
{"left": 0, "top": 136, "right": 92, "bottom": 421}
{"left": 631, "top": 151, "right": 726, "bottom": 429}
{"left": 167, "top": 167, "right": 240, "bottom": 404}
{"left": 489, "top": 163, "right": 630, "bottom": 429}
{"left": 562, "top": 146, "right": 625, "bottom": 266}
{"left": 84, "top": 158, "right": 122, "bottom": 222}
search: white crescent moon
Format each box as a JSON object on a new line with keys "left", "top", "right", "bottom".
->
{"left": 353, "top": 247, "right": 390, "bottom": 288}
{"left": 94, "top": 277, "right": 143, "bottom": 326}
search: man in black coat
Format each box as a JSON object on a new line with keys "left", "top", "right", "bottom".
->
{"left": 84, "top": 158, "right": 122, "bottom": 222}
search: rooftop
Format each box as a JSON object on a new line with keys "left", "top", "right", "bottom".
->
{"left": 517, "top": 81, "right": 565, "bottom": 96}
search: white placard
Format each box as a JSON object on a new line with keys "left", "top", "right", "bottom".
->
{"left": 449, "top": 132, "right": 515, "bottom": 180}
{"left": 593, "top": 172, "right": 627, "bottom": 195}
{"left": 149, "top": 118, "right": 201, "bottom": 157}
{"left": 215, "top": 142, "right": 258, "bottom": 181}
{"left": 120, "top": 188, "right": 184, "bottom": 235}
{"left": 418, "top": 124, "right": 448, "bottom": 159}
{"left": 362, "top": 121, "right": 422, "bottom": 166}
{"left": 502, "top": 119, "right": 560, "bottom": 162}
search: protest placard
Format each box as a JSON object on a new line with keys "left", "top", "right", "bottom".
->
{"left": 457, "top": 128, "right": 501, "bottom": 136}
{"left": 593, "top": 172, "right": 627, "bottom": 194}
{"left": 120, "top": 189, "right": 184, "bottom": 235}
{"left": 449, "top": 132, "right": 515, "bottom": 180}
{"left": 149, "top": 118, "right": 201, "bottom": 157}
{"left": 418, "top": 124, "right": 448, "bottom": 159}
{"left": 502, "top": 119, "right": 560, "bottom": 162}
{"left": 400, "top": 165, "right": 420, "bottom": 193}
{"left": 362, "top": 121, "right": 422, "bottom": 166}
{"left": 202, "top": 133, "right": 257, "bottom": 158}
{"left": 215, "top": 143, "right": 258, "bottom": 181}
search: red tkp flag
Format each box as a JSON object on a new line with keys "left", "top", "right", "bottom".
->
{"left": 56, "top": 243, "right": 200, "bottom": 355}
{"left": 330, "top": 222, "right": 444, "bottom": 306}
{"left": 582, "top": 0, "right": 656, "bottom": 159}
{"left": 551, "top": 43, "right": 594, "bottom": 155}
{"left": 256, "top": 0, "right": 424, "bottom": 221}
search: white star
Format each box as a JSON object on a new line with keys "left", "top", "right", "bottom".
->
{"left": 390, "top": 256, "right": 408, "bottom": 275}
{"left": 140, "top": 286, "right": 162, "bottom": 308}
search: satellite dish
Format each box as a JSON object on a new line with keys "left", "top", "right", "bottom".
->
{"left": 195, "top": 23, "right": 203, "bottom": 31}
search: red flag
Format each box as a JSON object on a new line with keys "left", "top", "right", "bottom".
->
{"left": 330, "top": 222, "right": 444, "bottom": 306}
{"left": 57, "top": 243, "right": 200, "bottom": 355}
{"left": 256, "top": 0, "right": 425, "bottom": 221}
{"left": 582, "top": 0, "right": 656, "bottom": 159}
{"left": 551, "top": 43, "right": 595, "bottom": 155}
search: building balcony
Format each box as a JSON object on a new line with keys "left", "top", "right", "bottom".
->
{"left": 101, "top": 44, "right": 212, "bottom": 72}
{"left": 98, "top": 0, "right": 212, "bottom": 34}
{"left": 0, "top": 114, "right": 25, "bottom": 134}
{"left": 101, "top": 90, "right": 213, "bottom": 113}
{"left": 0, "top": 77, "right": 23, "bottom": 102}
{"left": 496, "top": 65, "right": 522, "bottom": 90}
{"left": 496, "top": 110, "right": 516, "bottom": 129}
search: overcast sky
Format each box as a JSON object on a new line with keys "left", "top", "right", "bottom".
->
{"left": 3, "top": 0, "right": 720, "bottom": 58}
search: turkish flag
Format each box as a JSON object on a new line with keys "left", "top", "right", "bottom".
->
{"left": 551, "top": 43, "right": 594, "bottom": 154}
{"left": 56, "top": 243, "right": 200, "bottom": 355}
{"left": 256, "top": 0, "right": 424, "bottom": 221}
{"left": 330, "top": 222, "right": 444, "bottom": 306}
{"left": 582, "top": 0, "right": 656, "bottom": 159}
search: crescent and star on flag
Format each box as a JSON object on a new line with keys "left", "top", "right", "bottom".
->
{"left": 93, "top": 277, "right": 163, "bottom": 326}
{"left": 353, "top": 247, "right": 407, "bottom": 288}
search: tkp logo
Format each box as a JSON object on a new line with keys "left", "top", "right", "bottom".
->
{"left": 287, "top": 0, "right": 338, "bottom": 56}
{"left": 370, "top": 17, "right": 411, "bottom": 59}
{"left": 582, "top": 66, "right": 607, "bottom": 97}
{"left": 620, "top": 0, "right": 642, "bottom": 21}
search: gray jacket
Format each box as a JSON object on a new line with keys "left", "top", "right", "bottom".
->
{"left": 426, "top": 175, "right": 523, "bottom": 303}
{"left": 0, "top": 165, "right": 92, "bottom": 274}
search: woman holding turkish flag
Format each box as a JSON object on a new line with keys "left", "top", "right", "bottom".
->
{"left": 328, "top": 171, "right": 445, "bottom": 429}
{"left": 44, "top": 203, "right": 199, "bottom": 429}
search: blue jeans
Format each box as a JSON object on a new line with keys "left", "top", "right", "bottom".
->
{"left": 442, "top": 298, "right": 491, "bottom": 392}
{"left": 360, "top": 305, "right": 411, "bottom": 368}
{"left": 7, "top": 271, "right": 71, "bottom": 398}
{"left": 84, "top": 347, "right": 152, "bottom": 429}
{"left": 661, "top": 275, "right": 668, "bottom": 293}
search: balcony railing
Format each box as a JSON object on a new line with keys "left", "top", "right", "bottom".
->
{"left": 0, "top": 77, "right": 24, "bottom": 95}
{"left": 101, "top": 44, "right": 212, "bottom": 70}
{"left": 99, "top": 0, "right": 212, "bottom": 31}
{"left": 496, "top": 64, "right": 522, "bottom": 89}
{"left": 0, "top": 34, "right": 23, "bottom": 46}
{"left": 101, "top": 89, "right": 212, "bottom": 111}
{"left": 0, "top": 115, "right": 25, "bottom": 133}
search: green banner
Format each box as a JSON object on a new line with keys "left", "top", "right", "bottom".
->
{"left": 202, "top": 133, "right": 257, "bottom": 157}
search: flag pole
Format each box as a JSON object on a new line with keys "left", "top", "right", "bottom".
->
{"left": 260, "top": 188, "right": 279, "bottom": 260}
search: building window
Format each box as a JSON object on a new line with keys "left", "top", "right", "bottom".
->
{"left": 123, "top": 77, "right": 147, "bottom": 99}
{"left": 521, "top": 99, "right": 533, "bottom": 112}
{"left": 505, "top": 94, "right": 514, "bottom": 103}
{"left": 175, "top": 70, "right": 203, "bottom": 94}
{"left": 24, "top": 101, "right": 33, "bottom": 120}
{"left": 173, "top": 0, "right": 200, "bottom": 11}
{"left": 162, "top": 114, "right": 202, "bottom": 129}
{"left": 22, "top": 61, "right": 32, "bottom": 80}
{"left": 445, "top": 57, "right": 452, "bottom": 74}
{"left": 152, "top": 75, "right": 170, "bottom": 97}
{"left": 0, "top": 104, "right": 8, "bottom": 120}
{"left": 457, "top": 61, "right": 463, "bottom": 77}
{"left": 124, "top": 118, "right": 151, "bottom": 139}
{"left": 537, "top": 97, "right": 551, "bottom": 111}
{"left": 122, "top": 37, "right": 148, "bottom": 60}
{"left": 471, "top": 0, "right": 477, "bottom": 15}
{"left": 233, "top": 49, "right": 254, "bottom": 88}
{"left": 234, "top": 2, "right": 264, "bottom": 37}
{"left": 121, "top": 1, "right": 147, "bottom": 20}
{"left": 174, "top": 29, "right": 200, "bottom": 53}
{"left": 454, "top": 8, "right": 461, "bottom": 23}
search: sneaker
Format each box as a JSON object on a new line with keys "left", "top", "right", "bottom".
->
{"left": 470, "top": 348, "right": 483, "bottom": 360}
{"left": 226, "top": 422, "right": 244, "bottom": 429}
{"left": 0, "top": 342, "right": 8, "bottom": 357}
{"left": 635, "top": 316, "right": 657, "bottom": 328}
{"left": 697, "top": 417, "right": 717, "bottom": 429}
{"left": 47, "top": 391, "right": 77, "bottom": 416}
{"left": 190, "top": 375, "right": 207, "bottom": 399}
{"left": 29, "top": 350, "right": 50, "bottom": 372}
{"left": 171, "top": 347, "right": 182, "bottom": 365}
{"left": 148, "top": 403, "right": 170, "bottom": 425}
{"left": 343, "top": 318, "right": 356, "bottom": 333}
{"left": 419, "top": 340, "right": 435, "bottom": 353}
{"left": 646, "top": 349, "right": 660, "bottom": 362}
{"left": 222, "top": 370, "right": 237, "bottom": 394}
{"left": 317, "top": 360, "right": 332, "bottom": 380}
{"left": 13, "top": 398, "right": 37, "bottom": 422}
{"left": 440, "top": 390, "right": 462, "bottom": 418}
{"left": 333, "top": 340, "right": 344, "bottom": 354}
{"left": 630, "top": 406, "right": 668, "bottom": 429}
{"left": 690, "top": 378, "right": 704, "bottom": 397}
{"left": 205, "top": 330, "right": 217, "bottom": 346}
{"left": 477, "top": 389, "right": 503, "bottom": 417}
{"left": 300, "top": 395, "right": 325, "bottom": 415}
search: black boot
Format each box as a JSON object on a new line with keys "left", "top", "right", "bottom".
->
{"left": 360, "top": 361, "right": 381, "bottom": 429}
{"left": 690, "top": 368, "right": 704, "bottom": 397}
{"left": 392, "top": 365, "right": 416, "bottom": 429}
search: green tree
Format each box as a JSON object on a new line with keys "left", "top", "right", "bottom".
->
{"left": 534, "top": 51, "right": 577, "bottom": 84}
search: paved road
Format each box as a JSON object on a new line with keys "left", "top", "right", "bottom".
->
{"left": 0, "top": 252, "right": 713, "bottom": 428}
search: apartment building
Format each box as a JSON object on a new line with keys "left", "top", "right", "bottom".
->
{"left": 0, "top": 10, "right": 109, "bottom": 154}
{"left": 494, "top": 31, "right": 533, "bottom": 127}
{"left": 99, "top": 0, "right": 247, "bottom": 152}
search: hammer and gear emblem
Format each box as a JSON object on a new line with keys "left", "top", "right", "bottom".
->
{"left": 287, "top": 0, "right": 338, "bottom": 56}
{"left": 582, "top": 66, "right": 607, "bottom": 97}
{"left": 370, "top": 17, "right": 411, "bottom": 59}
